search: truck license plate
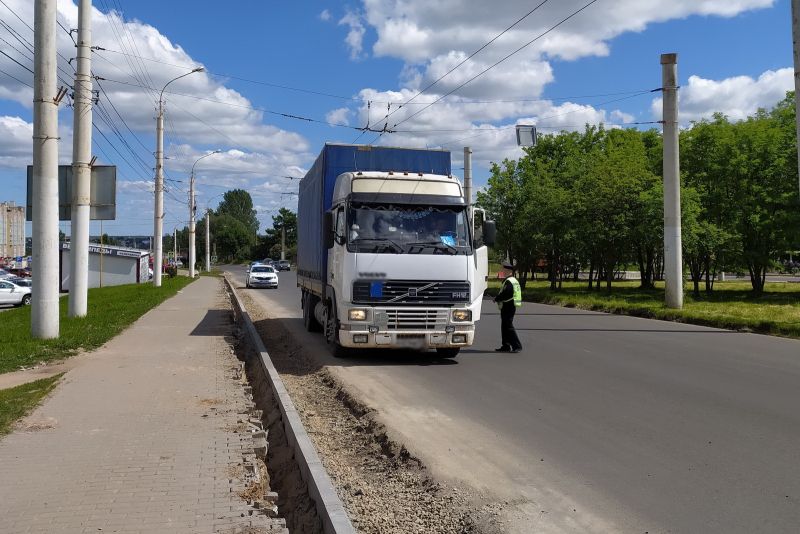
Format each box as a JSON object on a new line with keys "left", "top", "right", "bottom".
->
{"left": 397, "top": 335, "right": 425, "bottom": 349}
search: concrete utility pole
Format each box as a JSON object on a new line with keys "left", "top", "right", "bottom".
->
{"left": 31, "top": 0, "right": 59, "bottom": 338}
{"left": 792, "top": 0, "right": 800, "bottom": 196}
{"left": 188, "top": 173, "right": 195, "bottom": 277}
{"left": 69, "top": 0, "right": 92, "bottom": 318}
{"left": 661, "top": 53, "right": 683, "bottom": 309}
{"left": 153, "top": 99, "right": 164, "bottom": 287}
{"left": 281, "top": 225, "right": 286, "bottom": 261}
{"left": 205, "top": 208, "right": 210, "bottom": 272}
{"left": 189, "top": 150, "right": 218, "bottom": 278}
{"left": 153, "top": 67, "right": 204, "bottom": 286}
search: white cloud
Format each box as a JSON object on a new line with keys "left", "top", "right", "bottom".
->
{"left": 0, "top": 0, "right": 314, "bottom": 232}
{"left": 0, "top": 116, "right": 32, "bottom": 169}
{"left": 325, "top": 107, "right": 351, "bottom": 126}
{"left": 651, "top": 68, "right": 793, "bottom": 123}
{"left": 339, "top": 10, "right": 367, "bottom": 60}
{"left": 328, "top": 0, "right": 775, "bottom": 171}
{"left": 0, "top": 0, "right": 312, "bottom": 156}
{"left": 320, "top": 9, "right": 332, "bottom": 21}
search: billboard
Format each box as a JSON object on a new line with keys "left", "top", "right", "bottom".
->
{"left": 26, "top": 165, "right": 117, "bottom": 221}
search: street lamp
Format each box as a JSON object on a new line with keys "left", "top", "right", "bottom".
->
{"left": 153, "top": 66, "right": 204, "bottom": 287}
{"left": 189, "top": 150, "right": 220, "bottom": 277}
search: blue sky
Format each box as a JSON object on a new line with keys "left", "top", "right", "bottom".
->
{"left": 0, "top": 0, "right": 793, "bottom": 236}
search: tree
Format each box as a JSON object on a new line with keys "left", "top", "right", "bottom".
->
{"left": 216, "top": 189, "right": 259, "bottom": 236}
{"left": 213, "top": 213, "right": 255, "bottom": 262}
{"left": 683, "top": 96, "right": 800, "bottom": 292}
{"left": 265, "top": 208, "right": 297, "bottom": 257}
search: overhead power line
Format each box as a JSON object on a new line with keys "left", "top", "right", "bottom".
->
{"left": 95, "top": 75, "right": 395, "bottom": 133}
{"left": 372, "top": 0, "right": 552, "bottom": 134}
{"left": 374, "top": 0, "right": 602, "bottom": 141}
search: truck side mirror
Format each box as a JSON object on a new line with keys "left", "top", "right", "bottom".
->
{"left": 483, "top": 220, "right": 497, "bottom": 247}
{"left": 323, "top": 212, "right": 334, "bottom": 249}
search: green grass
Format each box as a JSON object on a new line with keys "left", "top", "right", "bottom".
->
{"left": 0, "top": 374, "right": 62, "bottom": 436}
{"left": 199, "top": 269, "right": 223, "bottom": 277}
{"left": 0, "top": 276, "right": 194, "bottom": 374}
{"left": 488, "top": 278, "right": 800, "bottom": 338}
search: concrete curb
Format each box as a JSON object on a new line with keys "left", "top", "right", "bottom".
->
{"left": 224, "top": 275, "right": 356, "bottom": 534}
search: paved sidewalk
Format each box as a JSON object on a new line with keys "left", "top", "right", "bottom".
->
{"left": 0, "top": 277, "right": 284, "bottom": 534}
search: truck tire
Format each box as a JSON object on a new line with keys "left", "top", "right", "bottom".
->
{"left": 435, "top": 347, "right": 460, "bottom": 359}
{"left": 324, "top": 302, "right": 350, "bottom": 358}
{"left": 302, "top": 292, "right": 321, "bottom": 332}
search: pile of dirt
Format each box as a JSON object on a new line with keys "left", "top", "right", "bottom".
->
{"left": 239, "top": 292, "right": 501, "bottom": 534}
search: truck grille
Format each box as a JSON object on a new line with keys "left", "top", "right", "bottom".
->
{"left": 377, "top": 309, "right": 449, "bottom": 330}
{"left": 353, "top": 280, "right": 470, "bottom": 305}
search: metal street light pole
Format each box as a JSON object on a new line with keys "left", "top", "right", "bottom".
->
{"left": 153, "top": 67, "right": 204, "bottom": 287}
{"left": 189, "top": 150, "right": 219, "bottom": 278}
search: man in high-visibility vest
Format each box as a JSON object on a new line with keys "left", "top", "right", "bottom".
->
{"left": 493, "top": 263, "right": 523, "bottom": 353}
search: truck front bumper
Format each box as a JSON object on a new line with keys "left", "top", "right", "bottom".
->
{"left": 337, "top": 327, "right": 474, "bottom": 349}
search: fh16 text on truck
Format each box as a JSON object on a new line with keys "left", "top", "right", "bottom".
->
{"left": 296, "top": 143, "right": 496, "bottom": 358}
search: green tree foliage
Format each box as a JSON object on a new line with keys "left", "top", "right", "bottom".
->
{"left": 683, "top": 94, "right": 800, "bottom": 292}
{"left": 216, "top": 189, "right": 259, "bottom": 236}
{"left": 213, "top": 213, "right": 255, "bottom": 261}
{"left": 479, "top": 93, "right": 800, "bottom": 294}
{"left": 252, "top": 208, "right": 298, "bottom": 261}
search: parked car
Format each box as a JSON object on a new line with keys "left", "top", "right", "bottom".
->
{"left": 9, "top": 276, "right": 32, "bottom": 288}
{"left": 8, "top": 267, "right": 31, "bottom": 278}
{"left": 0, "top": 268, "right": 12, "bottom": 279}
{"left": 0, "top": 278, "right": 32, "bottom": 306}
{"left": 276, "top": 260, "right": 291, "bottom": 271}
{"left": 246, "top": 264, "right": 279, "bottom": 289}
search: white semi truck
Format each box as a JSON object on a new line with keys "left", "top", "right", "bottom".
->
{"left": 296, "top": 144, "right": 495, "bottom": 358}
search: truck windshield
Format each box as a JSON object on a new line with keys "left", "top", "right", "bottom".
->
{"left": 347, "top": 204, "right": 471, "bottom": 255}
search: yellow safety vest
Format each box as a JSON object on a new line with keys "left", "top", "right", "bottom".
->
{"left": 499, "top": 276, "right": 522, "bottom": 308}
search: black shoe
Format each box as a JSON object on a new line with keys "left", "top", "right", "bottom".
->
{"left": 510, "top": 347, "right": 522, "bottom": 353}
{"left": 495, "top": 346, "right": 511, "bottom": 352}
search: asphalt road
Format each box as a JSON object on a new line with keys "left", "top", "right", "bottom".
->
{"left": 227, "top": 266, "right": 800, "bottom": 533}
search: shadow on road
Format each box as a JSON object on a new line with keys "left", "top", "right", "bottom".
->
{"left": 189, "top": 309, "right": 232, "bottom": 336}
{"left": 513, "top": 328, "right": 737, "bottom": 333}
{"left": 251, "top": 316, "right": 461, "bottom": 377}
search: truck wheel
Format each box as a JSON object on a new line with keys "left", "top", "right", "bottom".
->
{"left": 435, "top": 348, "right": 460, "bottom": 359}
{"left": 324, "top": 303, "right": 350, "bottom": 358}
{"left": 303, "top": 293, "right": 321, "bottom": 332}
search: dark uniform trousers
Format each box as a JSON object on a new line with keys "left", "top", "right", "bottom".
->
{"left": 500, "top": 302, "right": 522, "bottom": 350}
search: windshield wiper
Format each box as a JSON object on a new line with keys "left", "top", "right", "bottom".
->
{"left": 405, "top": 240, "right": 458, "bottom": 254}
{"left": 351, "top": 238, "right": 403, "bottom": 253}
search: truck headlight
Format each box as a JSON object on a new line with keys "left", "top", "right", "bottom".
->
{"left": 452, "top": 309, "right": 472, "bottom": 322}
{"left": 349, "top": 309, "right": 367, "bottom": 321}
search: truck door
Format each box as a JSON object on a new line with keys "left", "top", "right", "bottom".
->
{"left": 330, "top": 207, "right": 346, "bottom": 291}
{"left": 472, "top": 209, "right": 489, "bottom": 299}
